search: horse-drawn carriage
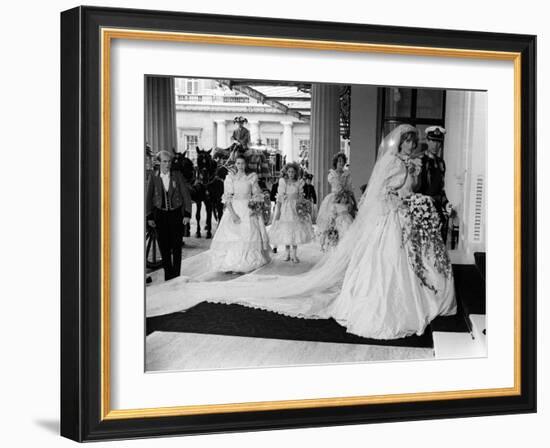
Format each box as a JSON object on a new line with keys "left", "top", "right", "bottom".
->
{"left": 213, "top": 142, "right": 284, "bottom": 186}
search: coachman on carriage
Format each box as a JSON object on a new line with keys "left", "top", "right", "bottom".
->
{"left": 214, "top": 116, "right": 283, "bottom": 185}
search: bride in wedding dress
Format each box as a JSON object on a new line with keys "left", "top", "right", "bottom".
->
{"left": 147, "top": 124, "right": 457, "bottom": 340}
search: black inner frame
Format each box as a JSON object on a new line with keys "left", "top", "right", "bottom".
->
{"left": 60, "top": 6, "right": 537, "bottom": 442}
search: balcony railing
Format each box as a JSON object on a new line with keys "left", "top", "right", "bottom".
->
{"left": 176, "top": 94, "right": 251, "bottom": 104}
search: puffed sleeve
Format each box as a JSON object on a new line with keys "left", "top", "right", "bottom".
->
{"left": 382, "top": 158, "right": 408, "bottom": 196}
{"left": 327, "top": 169, "right": 337, "bottom": 185}
{"left": 275, "top": 177, "right": 287, "bottom": 203}
{"left": 249, "top": 173, "right": 264, "bottom": 202}
{"left": 222, "top": 174, "right": 234, "bottom": 204}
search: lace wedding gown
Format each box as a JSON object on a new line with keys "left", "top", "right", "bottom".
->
{"left": 147, "top": 125, "right": 457, "bottom": 340}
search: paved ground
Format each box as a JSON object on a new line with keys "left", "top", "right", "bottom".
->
{"left": 146, "top": 204, "right": 222, "bottom": 283}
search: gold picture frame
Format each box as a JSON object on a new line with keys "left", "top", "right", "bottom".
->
{"left": 61, "top": 6, "right": 536, "bottom": 441}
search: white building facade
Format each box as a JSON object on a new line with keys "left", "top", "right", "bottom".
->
{"left": 174, "top": 78, "right": 311, "bottom": 164}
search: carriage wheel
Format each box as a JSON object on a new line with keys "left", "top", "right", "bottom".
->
{"left": 145, "top": 225, "right": 163, "bottom": 270}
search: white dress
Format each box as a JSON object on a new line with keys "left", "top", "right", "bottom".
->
{"left": 323, "top": 152, "right": 456, "bottom": 339}
{"left": 316, "top": 169, "right": 355, "bottom": 250}
{"left": 147, "top": 125, "right": 457, "bottom": 340}
{"left": 209, "top": 172, "right": 271, "bottom": 273}
{"left": 268, "top": 178, "right": 315, "bottom": 246}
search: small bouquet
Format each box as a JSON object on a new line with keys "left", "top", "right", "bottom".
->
{"left": 296, "top": 197, "right": 313, "bottom": 220}
{"left": 262, "top": 191, "right": 272, "bottom": 224}
{"left": 320, "top": 217, "right": 339, "bottom": 252}
{"left": 248, "top": 199, "right": 264, "bottom": 217}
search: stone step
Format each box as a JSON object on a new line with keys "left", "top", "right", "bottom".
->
{"left": 469, "top": 313, "right": 487, "bottom": 343}
{"left": 432, "top": 329, "right": 486, "bottom": 359}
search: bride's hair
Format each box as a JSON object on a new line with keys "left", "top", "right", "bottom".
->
{"left": 398, "top": 131, "right": 419, "bottom": 152}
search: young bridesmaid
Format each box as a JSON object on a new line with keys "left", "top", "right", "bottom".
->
{"left": 316, "top": 153, "right": 356, "bottom": 251}
{"left": 268, "top": 162, "right": 315, "bottom": 263}
{"left": 302, "top": 172, "right": 318, "bottom": 224}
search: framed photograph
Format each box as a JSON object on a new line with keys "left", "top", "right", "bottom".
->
{"left": 60, "top": 5, "right": 536, "bottom": 442}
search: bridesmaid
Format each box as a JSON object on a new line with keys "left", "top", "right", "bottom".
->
{"left": 209, "top": 154, "right": 271, "bottom": 273}
{"left": 269, "top": 162, "right": 315, "bottom": 263}
{"left": 316, "top": 153, "right": 356, "bottom": 251}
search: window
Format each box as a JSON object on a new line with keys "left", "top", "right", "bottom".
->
{"left": 298, "top": 139, "right": 310, "bottom": 170}
{"left": 176, "top": 131, "right": 200, "bottom": 163}
{"left": 186, "top": 79, "right": 199, "bottom": 94}
{"left": 175, "top": 78, "right": 200, "bottom": 95}
{"left": 265, "top": 138, "right": 279, "bottom": 151}
{"left": 298, "top": 139, "right": 310, "bottom": 156}
{"left": 379, "top": 87, "right": 446, "bottom": 145}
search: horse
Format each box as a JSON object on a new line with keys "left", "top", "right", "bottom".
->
{"left": 194, "top": 148, "right": 225, "bottom": 239}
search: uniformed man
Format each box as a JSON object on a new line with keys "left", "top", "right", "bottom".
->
{"left": 419, "top": 126, "right": 449, "bottom": 243}
{"left": 228, "top": 116, "right": 270, "bottom": 182}
{"left": 230, "top": 116, "right": 251, "bottom": 151}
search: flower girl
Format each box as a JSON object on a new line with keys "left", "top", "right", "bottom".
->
{"left": 316, "top": 153, "right": 356, "bottom": 251}
{"left": 268, "top": 162, "right": 315, "bottom": 263}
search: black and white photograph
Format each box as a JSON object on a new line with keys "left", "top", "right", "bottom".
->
{"left": 144, "top": 76, "right": 487, "bottom": 372}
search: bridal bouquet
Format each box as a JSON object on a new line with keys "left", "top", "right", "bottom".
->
{"left": 248, "top": 199, "right": 265, "bottom": 217}
{"left": 296, "top": 197, "right": 313, "bottom": 220}
{"left": 400, "top": 194, "right": 452, "bottom": 293}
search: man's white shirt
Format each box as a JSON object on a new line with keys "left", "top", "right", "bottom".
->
{"left": 160, "top": 172, "right": 170, "bottom": 192}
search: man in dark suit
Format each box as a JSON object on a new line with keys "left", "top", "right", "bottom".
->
{"left": 146, "top": 150, "right": 192, "bottom": 281}
{"left": 419, "top": 126, "right": 449, "bottom": 243}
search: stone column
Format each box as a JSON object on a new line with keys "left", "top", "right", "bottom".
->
{"left": 215, "top": 119, "right": 227, "bottom": 148}
{"left": 281, "top": 121, "right": 294, "bottom": 161}
{"left": 310, "top": 84, "right": 341, "bottom": 200}
{"left": 145, "top": 76, "right": 177, "bottom": 154}
{"left": 349, "top": 85, "right": 378, "bottom": 199}
{"left": 249, "top": 120, "right": 260, "bottom": 145}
